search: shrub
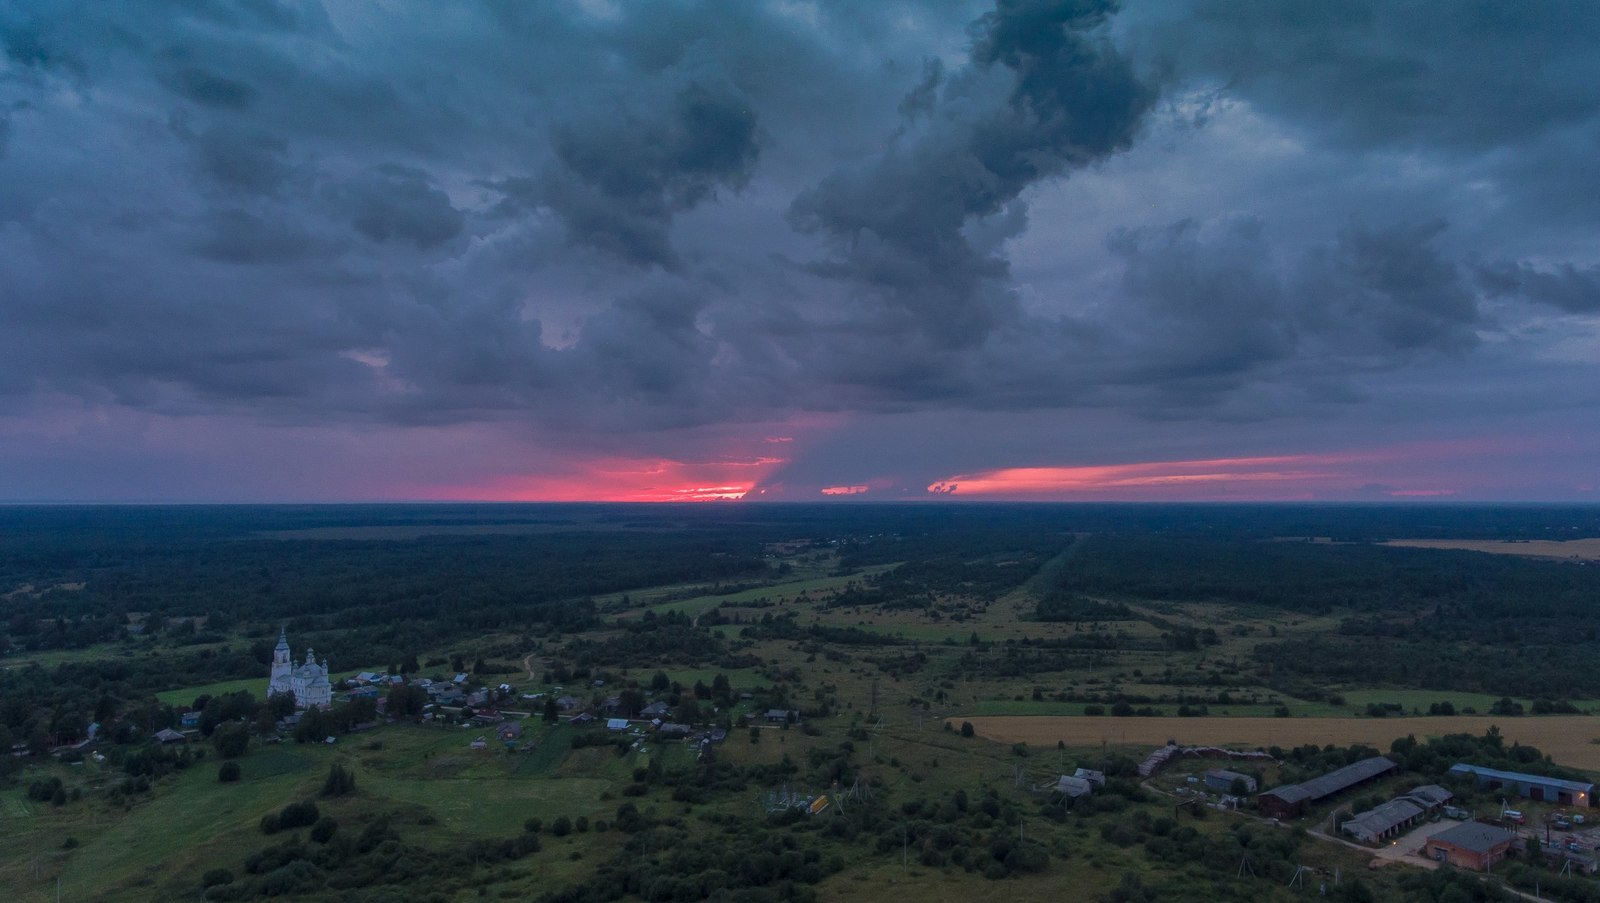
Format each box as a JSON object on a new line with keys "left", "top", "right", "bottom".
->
{"left": 551, "top": 815, "right": 572, "bottom": 837}
{"left": 960, "top": 722, "right": 975, "bottom": 738}
{"left": 310, "top": 817, "right": 338, "bottom": 844}
{"left": 201, "top": 868, "right": 234, "bottom": 887}
{"left": 523, "top": 818, "right": 542, "bottom": 834}
{"left": 321, "top": 762, "right": 356, "bottom": 797}
{"left": 218, "top": 761, "right": 241, "bottom": 783}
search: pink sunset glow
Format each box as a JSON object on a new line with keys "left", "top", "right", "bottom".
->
{"left": 405, "top": 454, "right": 790, "bottom": 502}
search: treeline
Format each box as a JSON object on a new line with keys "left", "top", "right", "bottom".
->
{"left": 1255, "top": 636, "right": 1600, "bottom": 698}
{"left": 0, "top": 524, "right": 769, "bottom": 656}
{"left": 1052, "top": 535, "right": 1600, "bottom": 618}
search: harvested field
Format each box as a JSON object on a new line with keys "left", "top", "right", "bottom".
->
{"left": 958, "top": 715, "right": 1600, "bottom": 772}
{"left": 1383, "top": 538, "right": 1600, "bottom": 560}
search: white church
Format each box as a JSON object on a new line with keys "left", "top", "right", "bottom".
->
{"left": 267, "top": 628, "right": 334, "bottom": 710}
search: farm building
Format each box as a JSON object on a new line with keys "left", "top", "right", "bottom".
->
{"left": 1258, "top": 756, "right": 1397, "bottom": 820}
{"left": 1424, "top": 822, "right": 1516, "bottom": 871}
{"left": 1073, "top": 767, "right": 1106, "bottom": 786}
{"left": 1401, "top": 784, "right": 1453, "bottom": 810}
{"left": 1448, "top": 764, "right": 1595, "bottom": 807}
{"left": 1204, "top": 769, "right": 1258, "bottom": 794}
{"left": 1341, "top": 798, "right": 1426, "bottom": 844}
{"left": 1053, "top": 774, "right": 1095, "bottom": 799}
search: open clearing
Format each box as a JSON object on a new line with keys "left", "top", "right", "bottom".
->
{"left": 960, "top": 715, "right": 1600, "bottom": 772}
{"left": 1383, "top": 538, "right": 1600, "bottom": 560}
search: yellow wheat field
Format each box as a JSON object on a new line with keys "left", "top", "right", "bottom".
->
{"left": 1383, "top": 538, "right": 1600, "bottom": 561}
{"left": 957, "top": 715, "right": 1600, "bottom": 773}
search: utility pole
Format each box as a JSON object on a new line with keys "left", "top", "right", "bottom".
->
{"left": 903, "top": 823, "right": 908, "bottom": 869}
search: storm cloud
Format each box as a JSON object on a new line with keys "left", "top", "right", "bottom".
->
{"left": 0, "top": 0, "right": 1597, "bottom": 501}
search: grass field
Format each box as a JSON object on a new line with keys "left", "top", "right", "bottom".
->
{"left": 619, "top": 564, "right": 901, "bottom": 619}
{"left": 155, "top": 666, "right": 384, "bottom": 706}
{"left": 958, "top": 714, "right": 1600, "bottom": 772}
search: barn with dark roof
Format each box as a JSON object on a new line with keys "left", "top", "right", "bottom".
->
{"left": 1258, "top": 756, "right": 1397, "bottom": 820}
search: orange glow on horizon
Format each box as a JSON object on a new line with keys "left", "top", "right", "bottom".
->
{"left": 927, "top": 455, "right": 1345, "bottom": 498}
{"left": 820, "top": 485, "right": 869, "bottom": 496}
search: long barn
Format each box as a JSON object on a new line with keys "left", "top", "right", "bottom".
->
{"left": 1258, "top": 756, "right": 1398, "bottom": 820}
{"left": 1448, "top": 764, "right": 1595, "bottom": 807}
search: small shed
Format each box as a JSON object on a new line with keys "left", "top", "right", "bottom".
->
{"left": 152, "top": 728, "right": 187, "bottom": 744}
{"left": 1054, "top": 775, "right": 1094, "bottom": 799}
{"left": 1204, "top": 769, "right": 1258, "bottom": 794}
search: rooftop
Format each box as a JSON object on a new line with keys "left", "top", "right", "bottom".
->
{"left": 1266, "top": 756, "right": 1396, "bottom": 805}
{"left": 1448, "top": 763, "right": 1595, "bottom": 795}
{"left": 1343, "top": 799, "right": 1423, "bottom": 840}
{"left": 1432, "top": 821, "right": 1516, "bottom": 853}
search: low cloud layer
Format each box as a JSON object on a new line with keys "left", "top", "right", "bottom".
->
{"left": 0, "top": 0, "right": 1597, "bottom": 501}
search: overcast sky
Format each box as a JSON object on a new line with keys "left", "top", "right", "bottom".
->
{"left": 2, "top": 0, "right": 1598, "bottom": 502}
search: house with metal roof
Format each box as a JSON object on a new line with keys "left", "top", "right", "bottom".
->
{"left": 1258, "top": 756, "right": 1397, "bottom": 820}
{"left": 1448, "top": 764, "right": 1595, "bottom": 808}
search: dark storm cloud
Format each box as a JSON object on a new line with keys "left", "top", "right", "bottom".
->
{"left": 180, "top": 123, "right": 293, "bottom": 194}
{"left": 1477, "top": 261, "right": 1600, "bottom": 314}
{"left": 334, "top": 164, "right": 464, "bottom": 250}
{"left": 192, "top": 207, "right": 319, "bottom": 265}
{"left": 156, "top": 60, "right": 259, "bottom": 111}
{"left": 1136, "top": 1, "right": 1600, "bottom": 152}
{"left": 526, "top": 81, "right": 761, "bottom": 269}
{"left": 790, "top": 0, "right": 1155, "bottom": 346}
{"left": 1294, "top": 221, "right": 1479, "bottom": 354}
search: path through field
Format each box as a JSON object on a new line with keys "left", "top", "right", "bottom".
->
{"left": 959, "top": 715, "right": 1600, "bottom": 771}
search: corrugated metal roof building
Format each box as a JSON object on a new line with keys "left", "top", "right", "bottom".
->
{"left": 1204, "top": 768, "right": 1258, "bottom": 794}
{"left": 1259, "top": 756, "right": 1397, "bottom": 820}
{"left": 1342, "top": 798, "right": 1425, "bottom": 844}
{"left": 1448, "top": 764, "right": 1595, "bottom": 808}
